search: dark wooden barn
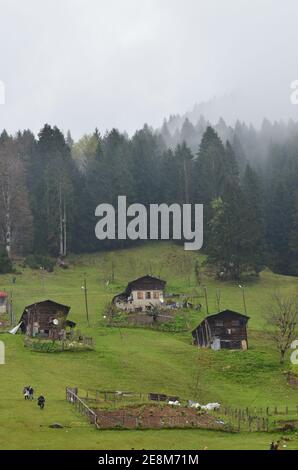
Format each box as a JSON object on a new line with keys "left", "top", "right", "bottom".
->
{"left": 192, "top": 310, "right": 249, "bottom": 350}
{"left": 19, "top": 300, "right": 75, "bottom": 340}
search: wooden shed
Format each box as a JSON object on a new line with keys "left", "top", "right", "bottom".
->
{"left": 19, "top": 300, "right": 75, "bottom": 340}
{"left": 192, "top": 310, "right": 249, "bottom": 350}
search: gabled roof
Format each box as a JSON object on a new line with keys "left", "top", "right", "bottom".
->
{"left": 205, "top": 310, "right": 250, "bottom": 321}
{"left": 113, "top": 275, "right": 166, "bottom": 303}
{"left": 19, "top": 300, "right": 71, "bottom": 323}
{"left": 192, "top": 309, "right": 249, "bottom": 334}
{"left": 126, "top": 275, "right": 166, "bottom": 292}
{"left": 23, "top": 299, "right": 70, "bottom": 310}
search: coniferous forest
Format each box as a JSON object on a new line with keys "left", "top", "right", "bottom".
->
{"left": 1, "top": 116, "right": 298, "bottom": 279}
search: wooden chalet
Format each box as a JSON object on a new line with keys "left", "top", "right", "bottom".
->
{"left": 113, "top": 275, "right": 166, "bottom": 312}
{"left": 192, "top": 310, "right": 249, "bottom": 350}
{"left": 19, "top": 300, "right": 75, "bottom": 340}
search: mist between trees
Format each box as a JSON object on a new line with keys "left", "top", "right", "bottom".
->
{"left": 0, "top": 115, "right": 298, "bottom": 279}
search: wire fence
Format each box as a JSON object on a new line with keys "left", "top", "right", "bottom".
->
{"left": 66, "top": 387, "right": 298, "bottom": 432}
{"left": 214, "top": 405, "right": 298, "bottom": 432}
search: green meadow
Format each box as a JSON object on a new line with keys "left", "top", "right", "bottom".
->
{"left": 0, "top": 242, "right": 298, "bottom": 450}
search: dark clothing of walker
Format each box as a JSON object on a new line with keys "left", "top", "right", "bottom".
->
{"left": 29, "top": 387, "right": 34, "bottom": 400}
{"left": 37, "top": 395, "right": 45, "bottom": 410}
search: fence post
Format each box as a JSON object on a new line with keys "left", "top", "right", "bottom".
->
{"left": 262, "top": 417, "right": 265, "bottom": 431}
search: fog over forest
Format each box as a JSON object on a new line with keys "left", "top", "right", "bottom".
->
{"left": 1, "top": 0, "right": 298, "bottom": 137}
{"left": 1, "top": 1, "right": 298, "bottom": 280}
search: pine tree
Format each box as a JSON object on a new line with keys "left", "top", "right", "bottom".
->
{"left": 31, "top": 125, "right": 75, "bottom": 255}
{"left": 195, "top": 126, "right": 227, "bottom": 204}
{"left": 266, "top": 182, "right": 292, "bottom": 274}
{"left": 289, "top": 191, "right": 298, "bottom": 274}
{"left": 207, "top": 181, "right": 261, "bottom": 279}
{"left": 225, "top": 141, "right": 239, "bottom": 182}
{"left": 242, "top": 164, "right": 265, "bottom": 272}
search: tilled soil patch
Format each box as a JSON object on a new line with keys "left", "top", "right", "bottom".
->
{"left": 93, "top": 404, "right": 225, "bottom": 430}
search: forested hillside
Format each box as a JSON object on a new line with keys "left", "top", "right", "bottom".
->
{"left": 0, "top": 117, "right": 298, "bottom": 277}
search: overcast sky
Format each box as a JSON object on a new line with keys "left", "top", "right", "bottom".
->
{"left": 1, "top": 0, "right": 298, "bottom": 139}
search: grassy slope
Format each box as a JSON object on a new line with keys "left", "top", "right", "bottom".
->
{"left": 0, "top": 242, "right": 298, "bottom": 450}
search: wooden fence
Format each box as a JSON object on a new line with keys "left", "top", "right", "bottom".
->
{"left": 66, "top": 387, "right": 298, "bottom": 433}
{"left": 66, "top": 387, "right": 98, "bottom": 427}
{"left": 215, "top": 405, "right": 298, "bottom": 432}
{"left": 79, "top": 388, "right": 180, "bottom": 405}
{"left": 65, "top": 387, "right": 225, "bottom": 431}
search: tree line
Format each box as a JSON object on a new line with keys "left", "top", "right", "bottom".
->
{"left": 0, "top": 117, "right": 297, "bottom": 279}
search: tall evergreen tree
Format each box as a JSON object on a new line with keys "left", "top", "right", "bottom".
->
{"left": 289, "top": 190, "right": 298, "bottom": 274}
{"left": 31, "top": 125, "right": 75, "bottom": 255}
{"left": 242, "top": 164, "right": 265, "bottom": 270}
{"left": 207, "top": 181, "right": 262, "bottom": 279}
{"left": 266, "top": 182, "right": 292, "bottom": 274}
{"left": 195, "top": 126, "right": 227, "bottom": 204}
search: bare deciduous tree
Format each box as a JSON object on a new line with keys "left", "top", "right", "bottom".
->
{"left": 103, "top": 302, "right": 119, "bottom": 326}
{"left": 268, "top": 293, "right": 298, "bottom": 364}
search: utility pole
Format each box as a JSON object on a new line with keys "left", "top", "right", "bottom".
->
{"left": 83, "top": 274, "right": 90, "bottom": 326}
{"left": 40, "top": 266, "right": 45, "bottom": 295}
{"left": 9, "top": 291, "right": 16, "bottom": 326}
{"left": 239, "top": 285, "right": 247, "bottom": 315}
{"left": 10, "top": 291, "right": 14, "bottom": 326}
{"left": 203, "top": 286, "right": 209, "bottom": 315}
{"left": 216, "top": 289, "right": 221, "bottom": 312}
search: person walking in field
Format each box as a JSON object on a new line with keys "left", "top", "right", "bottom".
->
{"left": 37, "top": 395, "right": 45, "bottom": 410}
{"left": 23, "top": 386, "right": 30, "bottom": 400}
{"left": 29, "top": 386, "right": 34, "bottom": 400}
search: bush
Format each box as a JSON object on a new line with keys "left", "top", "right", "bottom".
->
{"left": 0, "top": 248, "right": 13, "bottom": 274}
{"left": 23, "top": 254, "right": 55, "bottom": 272}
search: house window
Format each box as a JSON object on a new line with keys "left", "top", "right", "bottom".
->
{"left": 153, "top": 291, "right": 159, "bottom": 299}
{"left": 215, "top": 321, "right": 224, "bottom": 327}
{"left": 145, "top": 292, "right": 151, "bottom": 299}
{"left": 137, "top": 292, "right": 144, "bottom": 300}
{"left": 231, "top": 320, "right": 240, "bottom": 326}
